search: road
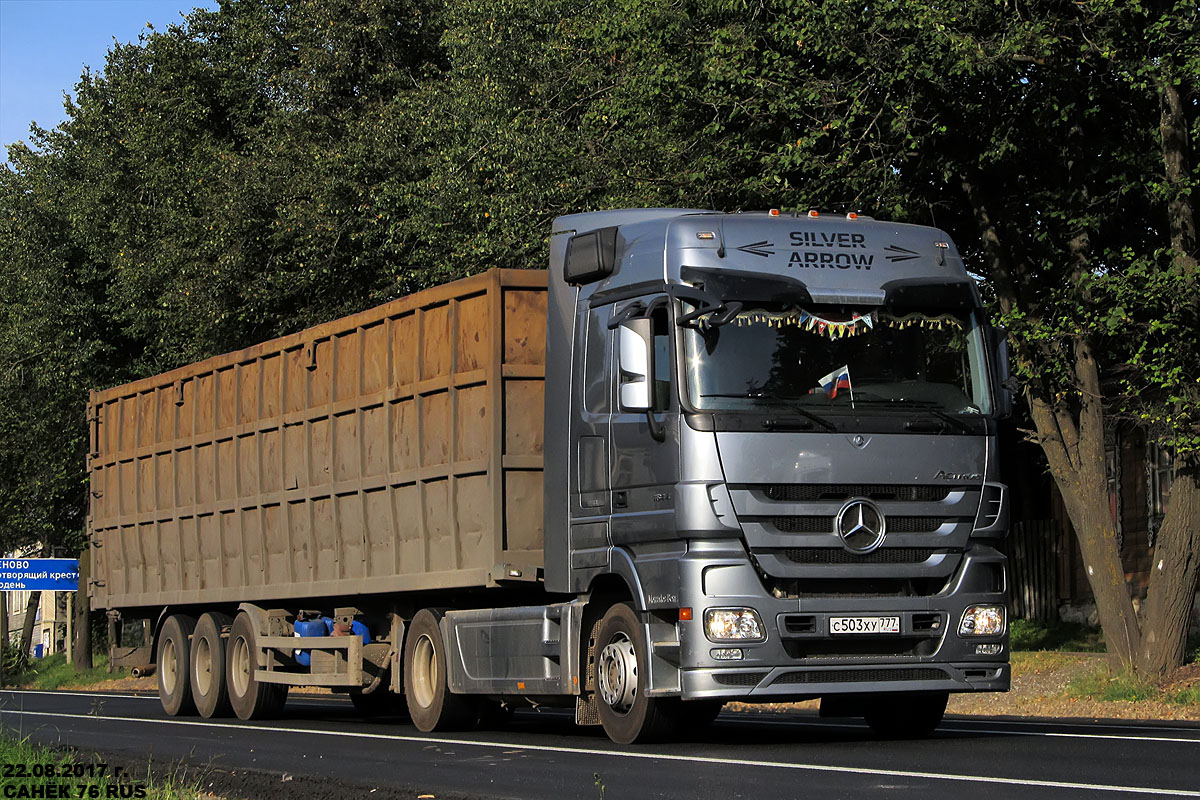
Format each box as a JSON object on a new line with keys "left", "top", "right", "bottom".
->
{"left": 1, "top": 689, "right": 1198, "bottom": 799}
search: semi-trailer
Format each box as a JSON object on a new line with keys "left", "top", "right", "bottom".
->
{"left": 90, "top": 208, "right": 1012, "bottom": 744}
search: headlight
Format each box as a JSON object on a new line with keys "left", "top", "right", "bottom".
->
{"left": 959, "top": 605, "right": 1006, "bottom": 637}
{"left": 704, "top": 608, "right": 765, "bottom": 642}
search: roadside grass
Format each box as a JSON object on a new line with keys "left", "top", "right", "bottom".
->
{"left": 1009, "top": 619, "right": 1105, "bottom": 652}
{"left": 1067, "top": 668, "right": 1158, "bottom": 702}
{"left": 1010, "top": 650, "right": 1083, "bottom": 673}
{"left": 0, "top": 733, "right": 205, "bottom": 799}
{"left": 1016, "top": 621, "right": 1199, "bottom": 706}
{"left": 4, "top": 653, "right": 125, "bottom": 690}
{"left": 1067, "top": 667, "right": 1200, "bottom": 706}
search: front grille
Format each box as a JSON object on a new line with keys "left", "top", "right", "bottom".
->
{"left": 713, "top": 672, "right": 768, "bottom": 687}
{"left": 762, "top": 484, "right": 951, "bottom": 502}
{"left": 770, "top": 516, "right": 832, "bottom": 533}
{"left": 772, "top": 667, "right": 946, "bottom": 685}
{"left": 779, "top": 548, "right": 941, "bottom": 565}
{"left": 887, "top": 517, "right": 947, "bottom": 533}
{"left": 767, "top": 516, "right": 949, "bottom": 534}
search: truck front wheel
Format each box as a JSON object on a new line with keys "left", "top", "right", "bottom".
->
{"left": 226, "top": 612, "right": 287, "bottom": 720}
{"left": 157, "top": 614, "right": 197, "bottom": 716}
{"left": 403, "top": 609, "right": 477, "bottom": 731}
{"left": 863, "top": 691, "right": 948, "bottom": 739}
{"left": 594, "top": 603, "right": 677, "bottom": 744}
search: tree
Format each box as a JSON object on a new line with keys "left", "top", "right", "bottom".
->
{"left": 676, "top": 0, "right": 1199, "bottom": 674}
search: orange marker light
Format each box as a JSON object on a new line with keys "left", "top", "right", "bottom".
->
{"left": 769, "top": 208, "right": 781, "bottom": 216}
{"left": 846, "top": 212, "right": 859, "bottom": 220}
{"left": 807, "top": 210, "right": 819, "bottom": 218}
{"left": 517, "top": 681, "right": 526, "bottom": 690}
{"left": 679, "top": 607, "right": 693, "bottom": 621}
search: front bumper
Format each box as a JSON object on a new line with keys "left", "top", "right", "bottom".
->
{"left": 674, "top": 541, "right": 1011, "bottom": 700}
{"left": 683, "top": 661, "right": 1009, "bottom": 699}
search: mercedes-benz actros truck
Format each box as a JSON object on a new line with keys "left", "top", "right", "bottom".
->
{"left": 91, "top": 208, "right": 1011, "bottom": 744}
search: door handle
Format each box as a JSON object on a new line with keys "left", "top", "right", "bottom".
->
{"left": 613, "top": 491, "right": 628, "bottom": 509}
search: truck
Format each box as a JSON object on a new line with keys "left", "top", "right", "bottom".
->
{"left": 89, "top": 208, "right": 1012, "bottom": 744}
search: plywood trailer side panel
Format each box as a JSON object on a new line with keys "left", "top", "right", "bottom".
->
{"left": 88, "top": 269, "right": 547, "bottom": 610}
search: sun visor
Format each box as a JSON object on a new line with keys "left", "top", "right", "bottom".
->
{"left": 680, "top": 266, "right": 812, "bottom": 305}
{"left": 881, "top": 278, "right": 977, "bottom": 311}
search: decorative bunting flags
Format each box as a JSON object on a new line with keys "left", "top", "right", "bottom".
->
{"left": 730, "top": 308, "right": 963, "bottom": 339}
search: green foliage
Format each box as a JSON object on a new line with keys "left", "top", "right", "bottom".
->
{"left": 5, "top": 652, "right": 118, "bottom": 691}
{"left": 0, "top": 641, "right": 29, "bottom": 680}
{"left": 1009, "top": 620, "right": 1106, "bottom": 653}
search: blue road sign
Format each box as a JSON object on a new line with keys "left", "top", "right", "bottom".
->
{"left": 0, "top": 558, "right": 80, "bottom": 591}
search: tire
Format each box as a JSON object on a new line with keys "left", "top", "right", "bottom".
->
{"left": 157, "top": 615, "right": 197, "bottom": 716}
{"left": 226, "top": 612, "right": 287, "bottom": 720}
{"left": 190, "top": 612, "right": 233, "bottom": 718}
{"left": 594, "top": 603, "right": 677, "bottom": 744}
{"left": 403, "top": 609, "right": 478, "bottom": 732}
{"left": 864, "top": 691, "right": 948, "bottom": 739}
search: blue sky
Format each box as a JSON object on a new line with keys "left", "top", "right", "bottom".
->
{"left": 1, "top": 0, "right": 215, "bottom": 158}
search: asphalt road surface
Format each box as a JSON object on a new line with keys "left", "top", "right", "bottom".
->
{"left": 1, "top": 689, "right": 1198, "bottom": 799}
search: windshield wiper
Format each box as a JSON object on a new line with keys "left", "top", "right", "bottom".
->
{"left": 850, "top": 397, "right": 973, "bottom": 434}
{"left": 698, "top": 394, "right": 837, "bottom": 431}
{"left": 911, "top": 408, "right": 973, "bottom": 434}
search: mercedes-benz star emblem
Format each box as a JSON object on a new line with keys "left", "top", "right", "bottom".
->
{"left": 836, "top": 498, "right": 887, "bottom": 553}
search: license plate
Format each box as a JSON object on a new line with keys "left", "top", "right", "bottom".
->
{"left": 829, "top": 615, "right": 901, "bottom": 635}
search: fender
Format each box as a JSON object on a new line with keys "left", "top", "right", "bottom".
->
{"left": 608, "top": 545, "right": 685, "bottom": 612}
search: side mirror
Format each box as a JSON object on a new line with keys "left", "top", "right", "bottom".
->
{"left": 618, "top": 318, "right": 653, "bottom": 412}
{"left": 990, "top": 328, "right": 1014, "bottom": 418}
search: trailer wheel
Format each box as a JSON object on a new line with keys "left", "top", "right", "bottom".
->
{"left": 190, "top": 612, "right": 233, "bottom": 718}
{"left": 594, "top": 603, "right": 676, "bottom": 744}
{"left": 157, "top": 614, "right": 197, "bottom": 716}
{"left": 226, "top": 612, "right": 287, "bottom": 720}
{"left": 403, "top": 609, "right": 477, "bottom": 731}
{"left": 864, "top": 691, "right": 948, "bottom": 739}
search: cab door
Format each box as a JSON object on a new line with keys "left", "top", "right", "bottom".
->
{"left": 609, "top": 297, "right": 680, "bottom": 545}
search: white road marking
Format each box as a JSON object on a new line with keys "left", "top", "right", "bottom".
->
{"left": 737, "top": 716, "right": 1200, "bottom": 744}
{"left": 944, "top": 717, "right": 1200, "bottom": 734}
{"left": 0, "top": 689, "right": 156, "bottom": 700}
{"left": 1, "top": 709, "right": 1197, "bottom": 797}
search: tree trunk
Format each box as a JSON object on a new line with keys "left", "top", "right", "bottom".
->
{"left": 19, "top": 591, "right": 41, "bottom": 656}
{"left": 1026, "top": 339, "right": 1141, "bottom": 668}
{"left": 72, "top": 546, "right": 92, "bottom": 671}
{"left": 1156, "top": 75, "right": 1196, "bottom": 273}
{"left": 1136, "top": 461, "right": 1200, "bottom": 676}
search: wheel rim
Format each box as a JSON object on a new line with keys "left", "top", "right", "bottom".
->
{"left": 195, "top": 636, "right": 212, "bottom": 696}
{"left": 231, "top": 636, "right": 251, "bottom": 697}
{"left": 161, "top": 638, "right": 178, "bottom": 695}
{"left": 597, "top": 632, "right": 638, "bottom": 714}
{"left": 411, "top": 634, "right": 437, "bottom": 710}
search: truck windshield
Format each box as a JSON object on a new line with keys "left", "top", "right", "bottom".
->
{"left": 681, "top": 304, "right": 993, "bottom": 415}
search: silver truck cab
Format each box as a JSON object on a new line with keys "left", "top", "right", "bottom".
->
{"left": 545, "top": 209, "right": 1011, "bottom": 734}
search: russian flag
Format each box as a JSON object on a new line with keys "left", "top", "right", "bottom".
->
{"left": 818, "top": 365, "right": 852, "bottom": 399}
